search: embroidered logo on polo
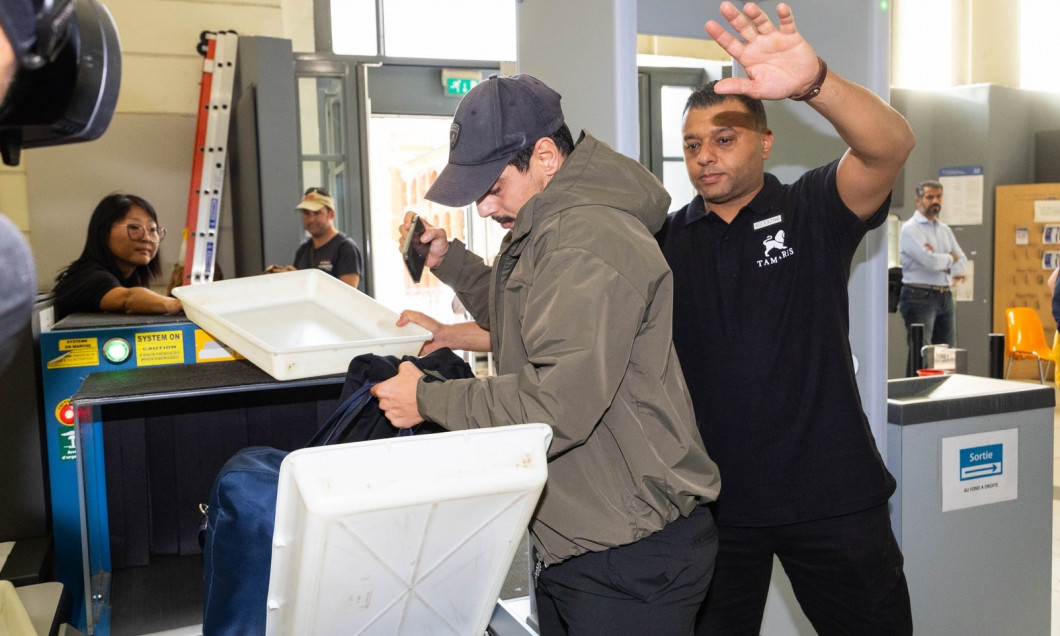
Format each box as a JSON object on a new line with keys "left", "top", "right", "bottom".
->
{"left": 758, "top": 229, "right": 794, "bottom": 267}
{"left": 762, "top": 230, "right": 786, "bottom": 256}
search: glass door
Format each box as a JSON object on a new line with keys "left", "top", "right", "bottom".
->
{"left": 366, "top": 114, "right": 507, "bottom": 373}
{"left": 363, "top": 66, "right": 505, "bottom": 316}
{"left": 638, "top": 67, "right": 710, "bottom": 212}
{"left": 293, "top": 56, "right": 370, "bottom": 291}
{"left": 366, "top": 115, "right": 462, "bottom": 320}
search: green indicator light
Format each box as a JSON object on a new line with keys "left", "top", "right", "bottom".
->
{"left": 880, "top": 0, "right": 888, "bottom": 10}
{"left": 102, "top": 338, "right": 132, "bottom": 364}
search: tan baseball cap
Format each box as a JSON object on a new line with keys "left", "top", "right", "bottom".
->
{"left": 295, "top": 190, "right": 334, "bottom": 212}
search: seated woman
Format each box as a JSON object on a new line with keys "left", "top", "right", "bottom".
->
{"left": 53, "top": 193, "right": 183, "bottom": 321}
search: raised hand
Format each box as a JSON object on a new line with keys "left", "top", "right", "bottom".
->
{"left": 705, "top": 2, "right": 821, "bottom": 100}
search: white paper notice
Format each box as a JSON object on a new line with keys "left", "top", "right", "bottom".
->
{"left": 952, "top": 260, "right": 973, "bottom": 302}
{"left": 941, "top": 428, "right": 1018, "bottom": 512}
{"left": 1034, "top": 200, "right": 1060, "bottom": 224}
{"left": 938, "top": 166, "right": 983, "bottom": 226}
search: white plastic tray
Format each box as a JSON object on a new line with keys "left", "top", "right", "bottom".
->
{"left": 267, "top": 424, "right": 553, "bottom": 636}
{"left": 172, "top": 269, "right": 431, "bottom": 380}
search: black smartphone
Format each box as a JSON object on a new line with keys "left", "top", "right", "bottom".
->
{"left": 402, "top": 215, "right": 428, "bottom": 283}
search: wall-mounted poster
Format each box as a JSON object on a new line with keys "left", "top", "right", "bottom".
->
{"left": 938, "top": 166, "right": 983, "bottom": 225}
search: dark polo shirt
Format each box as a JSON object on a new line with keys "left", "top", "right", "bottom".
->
{"left": 293, "top": 232, "right": 363, "bottom": 280}
{"left": 658, "top": 160, "right": 896, "bottom": 526}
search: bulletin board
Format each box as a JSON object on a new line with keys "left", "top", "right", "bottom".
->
{"left": 993, "top": 184, "right": 1060, "bottom": 379}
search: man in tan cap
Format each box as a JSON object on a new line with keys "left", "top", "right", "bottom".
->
{"left": 265, "top": 187, "right": 363, "bottom": 287}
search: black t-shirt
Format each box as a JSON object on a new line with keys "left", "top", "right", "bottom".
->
{"left": 53, "top": 261, "right": 130, "bottom": 321}
{"left": 659, "top": 161, "right": 895, "bottom": 526}
{"left": 293, "top": 232, "right": 363, "bottom": 280}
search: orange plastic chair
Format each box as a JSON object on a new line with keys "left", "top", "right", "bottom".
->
{"left": 1004, "top": 307, "right": 1056, "bottom": 384}
{"left": 1053, "top": 331, "right": 1060, "bottom": 385}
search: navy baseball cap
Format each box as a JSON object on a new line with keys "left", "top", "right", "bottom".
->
{"left": 426, "top": 74, "right": 564, "bottom": 208}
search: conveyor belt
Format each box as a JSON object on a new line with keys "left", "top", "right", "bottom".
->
{"left": 73, "top": 358, "right": 343, "bottom": 405}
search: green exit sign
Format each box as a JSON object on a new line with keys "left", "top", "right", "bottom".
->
{"left": 446, "top": 78, "right": 480, "bottom": 96}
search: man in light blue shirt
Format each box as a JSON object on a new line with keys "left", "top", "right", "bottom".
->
{"left": 898, "top": 179, "right": 967, "bottom": 375}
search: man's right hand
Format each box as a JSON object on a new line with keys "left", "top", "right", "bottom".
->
{"left": 401, "top": 211, "right": 449, "bottom": 268}
{"left": 370, "top": 361, "right": 426, "bottom": 429}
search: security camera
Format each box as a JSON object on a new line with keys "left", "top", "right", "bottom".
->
{"left": 0, "top": 0, "right": 121, "bottom": 166}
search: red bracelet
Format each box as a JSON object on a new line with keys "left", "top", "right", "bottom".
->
{"left": 790, "top": 57, "right": 827, "bottom": 102}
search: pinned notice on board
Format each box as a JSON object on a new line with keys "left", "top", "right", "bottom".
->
{"left": 1033, "top": 199, "right": 1060, "bottom": 224}
{"left": 1016, "top": 226, "right": 1029, "bottom": 245}
{"left": 1044, "top": 226, "right": 1060, "bottom": 244}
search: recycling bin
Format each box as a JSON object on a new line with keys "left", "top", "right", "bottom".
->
{"left": 887, "top": 374, "right": 1054, "bottom": 635}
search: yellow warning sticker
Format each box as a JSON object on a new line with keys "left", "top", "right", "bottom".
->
{"left": 194, "top": 329, "right": 242, "bottom": 363}
{"left": 47, "top": 338, "right": 99, "bottom": 369}
{"left": 135, "top": 330, "right": 185, "bottom": 366}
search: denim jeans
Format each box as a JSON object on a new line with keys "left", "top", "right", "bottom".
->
{"left": 898, "top": 285, "right": 955, "bottom": 376}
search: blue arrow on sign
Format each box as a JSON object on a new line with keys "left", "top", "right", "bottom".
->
{"left": 959, "top": 443, "right": 1003, "bottom": 481}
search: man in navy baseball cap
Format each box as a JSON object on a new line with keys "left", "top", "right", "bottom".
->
{"left": 375, "top": 72, "right": 720, "bottom": 635}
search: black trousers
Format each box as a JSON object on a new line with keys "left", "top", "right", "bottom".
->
{"left": 535, "top": 504, "right": 717, "bottom": 636}
{"left": 696, "top": 503, "right": 912, "bottom": 636}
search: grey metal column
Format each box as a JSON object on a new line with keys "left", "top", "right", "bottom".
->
{"left": 516, "top": 0, "right": 638, "bottom": 158}
{"left": 230, "top": 37, "right": 301, "bottom": 277}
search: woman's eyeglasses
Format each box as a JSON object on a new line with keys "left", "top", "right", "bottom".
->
{"left": 118, "top": 223, "right": 166, "bottom": 243}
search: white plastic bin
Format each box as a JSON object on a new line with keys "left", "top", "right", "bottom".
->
{"left": 266, "top": 424, "right": 553, "bottom": 636}
{"left": 173, "top": 269, "right": 431, "bottom": 380}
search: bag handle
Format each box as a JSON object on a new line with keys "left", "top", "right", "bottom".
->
{"left": 306, "top": 381, "right": 377, "bottom": 447}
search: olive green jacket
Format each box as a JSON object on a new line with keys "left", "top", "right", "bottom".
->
{"left": 420, "top": 132, "right": 720, "bottom": 565}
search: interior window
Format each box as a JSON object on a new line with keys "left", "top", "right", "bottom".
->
{"left": 330, "top": 0, "right": 516, "bottom": 61}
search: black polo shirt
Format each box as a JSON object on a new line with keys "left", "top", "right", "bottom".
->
{"left": 659, "top": 161, "right": 896, "bottom": 526}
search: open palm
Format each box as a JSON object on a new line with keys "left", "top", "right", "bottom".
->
{"left": 706, "top": 2, "right": 820, "bottom": 100}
